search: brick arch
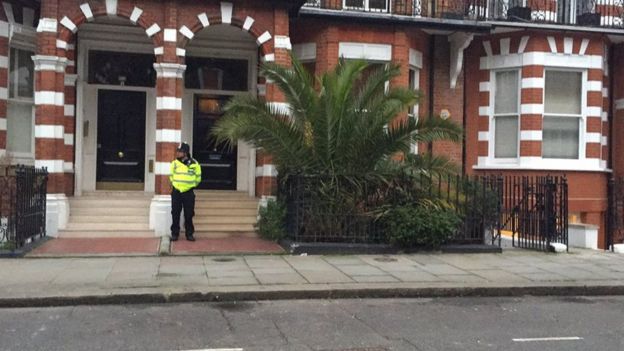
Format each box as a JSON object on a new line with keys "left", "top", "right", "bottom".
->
{"left": 57, "top": 2, "right": 162, "bottom": 48}
{"left": 178, "top": 14, "right": 273, "bottom": 57}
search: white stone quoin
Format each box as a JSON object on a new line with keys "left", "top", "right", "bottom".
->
{"left": 149, "top": 195, "right": 172, "bottom": 236}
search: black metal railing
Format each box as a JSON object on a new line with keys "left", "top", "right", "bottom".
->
{"left": 607, "top": 176, "right": 624, "bottom": 250}
{"left": 305, "top": 0, "right": 624, "bottom": 28}
{"left": 500, "top": 175, "right": 568, "bottom": 251}
{"left": 0, "top": 165, "right": 48, "bottom": 250}
{"left": 279, "top": 173, "right": 502, "bottom": 246}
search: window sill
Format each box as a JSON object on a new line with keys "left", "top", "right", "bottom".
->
{"left": 474, "top": 158, "right": 610, "bottom": 173}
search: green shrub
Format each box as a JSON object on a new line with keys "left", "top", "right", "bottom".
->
{"left": 255, "top": 199, "right": 287, "bottom": 241}
{"left": 383, "top": 205, "right": 461, "bottom": 248}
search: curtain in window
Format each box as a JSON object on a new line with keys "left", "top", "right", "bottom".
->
{"left": 7, "top": 102, "right": 33, "bottom": 153}
{"left": 543, "top": 117, "right": 580, "bottom": 159}
{"left": 543, "top": 71, "right": 582, "bottom": 159}
{"left": 494, "top": 70, "right": 519, "bottom": 158}
{"left": 544, "top": 71, "right": 582, "bottom": 115}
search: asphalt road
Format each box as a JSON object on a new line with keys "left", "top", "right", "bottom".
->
{"left": 1, "top": 296, "right": 623, "bottom": 351}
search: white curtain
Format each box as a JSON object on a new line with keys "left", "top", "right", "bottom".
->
{"left": 545, "top": 71, "right": 582, "bottom": 115}
{"left": 495, "top": 116, "right": 518, "bottom": 158}
{"left": 494, "top": 70, "right": 519, "bottom": 158}
{"left": 543, "top": 117, "right": 580, "bottom": 159}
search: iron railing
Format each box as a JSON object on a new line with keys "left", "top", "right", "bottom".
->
{"left": 0, "top": 165, "right": 48, "bottom": 250}
{"left": 279, "top": 174, "right": 502, "bottom": 246}
{"left": 305, "top": 0, "right": 624, "bottom": 28}
{"left": 500, "top": 175, "right": 568, "bottom": 251}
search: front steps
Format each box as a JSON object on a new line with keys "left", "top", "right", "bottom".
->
{"left": 59, "top": 192, "right": 153, "bottom": 238}
{"left": 59, "top": 190, "right": 260, "bottom": 238}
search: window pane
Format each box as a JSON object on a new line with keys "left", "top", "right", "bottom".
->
{"left": 545, "top": 71, "right": 582, "bottom": 115}
{"left": 9, "top": 48, "right": 34, "bottom": 99}
{"left": 7, "top": 102, "right": 33, "bottom": 153}
{"left": 494, "top": 70, "right": 518, "bottom": 114}
{"left": 185, "top": 57, "right": 248, "bottom": 91}
{"left": 369, "top": 0, "right": 388, "bottom": 10}
{"left": 543, "top": 116, "right": 579, "bottom": 159}
{"left": 345, "top": 0, "right": 364, "bottom": 7}
{"left": 88, "top": 51, "right": 156, "bottom": 87}
{"left": 494, "top": 115, "right": 518, "bottom": 158}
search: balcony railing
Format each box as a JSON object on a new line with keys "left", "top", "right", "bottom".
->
{"left": 302, "top": 0, "right": 624, "bottom": 28}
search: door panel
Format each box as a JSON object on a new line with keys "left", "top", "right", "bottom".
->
{"left": 193, "top": 95, "right": 237, "bottom": 190}
{"left": 96, "top": 90, "right": 146, "bottom": 183}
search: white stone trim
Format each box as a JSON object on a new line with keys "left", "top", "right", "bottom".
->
{"left": 579, "top": 39, "right": 590, "bottom": 55}
{"left": 602, "top": 111, "right": 608, "bottom": 121}
{"left": 520, "top": 130, "right": 542, "bottom": 141}
{"left": 35, "top": 92, "right": 64, "bottom": 106}
{"left": 35, "top": 160, "right": 64, "bottom": 173}
{"left": 64, "top": 104, "right": 75, "bottom": 116}
{"left": 479, "top": 81, "right": 491, "bottom": 92}
{"left": 105, "top": 0, "right": 118, "bottom": 15}
{"left": 60, "top": 17, "right": 77, "bottom": 33}
{"left": 156, "top": 129, "right": 182, "bottom": 143}
{"left": 586, "top": 132, "right": 602, "bottom": 143}
{"left": 146, "top": 23, "right": 161, "bottom": 37}
{"left": 155, "top": 162, "right": 170, "bottom": 175}
{"left": 243, "top": 16, "right": 255, "bottom": 31}
{"left": 65, "top": 74, "right": 78, "bottom": 87}
{"left": 483, "top": 41, "right": 492, "bottom": 56}
{"left": 164, "top": 28, "right": 177, "bottom": 42}
{"left": 63, "top": 162, "right": 74, "bottom": 172}
{"left": 615, "top": 99, "right": 624, "bottom": 110}
{"left": 56, "top": 40, "right": 68, "bottom": 50}
{"left": 198, "top": 13, "right": 209, "bottom": 27}
{"left": 176, "top": 48, "right": 186, "bottom": 57}
{"left": 0, "top": 21, "right": 8, "bottom": 38}
{"left": 156, "top": 97, "right": 182, "bottom": 111}
{"left": 518, "top": 36, "right": 529, "bottom": 54}
{"left": 521, "top": 77, "right": 544, "bottom": 89}
{"left": 2, "top": 2, "right": 13, "bottom": 24}
{"left": 475, "top": 158, "right": 606, "bottom": 172}
{"left": 257, "top": 84, "right": 266, "bottom": 96}
{"left": 273, "top": 35, "right": 291, "bottom": 50}
{"left": 0, "top": 87, "right": 7, "bottom": 100}
{"left": 480, "top": 52, "right": 603, "bottom": 71}
{"left": 521, "top": 104, "right": 543, "bottom": 114}
{"left": 293, "top": 43, "right": 316, "bottom": 61}
{"left": 80, "top": 3, "right": 94, "bottom": 22}
{"left": 587, "top": 80, "right": 602, "bottom": 92}
{"left": 154, "top": 47, "right": 164, "bottom": 56}
{"left": 602, "top": 136, "right": 608, "bottom": 146}
{"left": 130, "top": 7, "right": 143, "bottom": 24}
{"left": 221, "top": 2, "right": 233, "bottom": 24}
{"left": 0, "top": 118, "right": 6, "bottom": 131}
{"left": 262, "top": 54, "right": 275, "bottom": 62}
{"left": 338, "top": 42, "right": 392, "bottom": 61}
{"left": 32, "top": 55, "right": 68, "bottom": 72}
{"left": 587, "top": 106, "right": 602, "bottom": 117}
{"left": 478, "top": 131, "right": 489, "bottom": 141}
{"left": 603, "top": 88, "right": 609, "bottom": 98}
{"left": 563, "top": 37, "right": 573, "bottom": 54}
{"left": 153, "top": 63, "right": 186, "bottom": 78}
{"left": 256, "top": 31, "right": 272, "bottom": 46}
{"left": 64, "top": 133, "right": 74, "bottom": 145}
{"left": 179, "top": 25, "right": 194, "bottom": 40}
{"left": 37, "top": 18, "right": 58, "bottom": 33}
{"left": 409, "top": 48, "right": 423, "bottom": 68}
{"left": 0, "top": 55, "right": 6, "bottom": 69}
{"left": 255, "top": 164, "right": 277, "bottom": 177}
{"left": 547, "top": 36, "right": 557, "bottom": 53}
{"left": 478, "top": 106, "right": 491, "bottom": 117}
{"left": 500, "top": 38, "right": 510, "bottom": 56}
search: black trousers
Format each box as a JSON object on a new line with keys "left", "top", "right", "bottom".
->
{"left": 171, "top": 188, "right": 195, "bottom": 237}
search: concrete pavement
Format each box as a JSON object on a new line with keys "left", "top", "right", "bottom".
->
{"left": 2, "top": 249, "right": 624, "bottom": 307}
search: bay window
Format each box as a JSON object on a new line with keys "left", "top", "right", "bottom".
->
{"left": 542, "top": 70, "right": 582, "bottom": 159}
{"left": 7, "top": 47, "right": 35, "bottom": 155}
{"left": 493, "top": 70, "right": 519, "bottom": 159}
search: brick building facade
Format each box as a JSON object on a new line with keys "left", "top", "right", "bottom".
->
{"left": 2, "top": 0, "right": 624, "bottom": 247}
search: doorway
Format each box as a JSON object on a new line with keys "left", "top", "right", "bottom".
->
{"left": 193, "top": 95, "right": 237, "bottom": 190}
{"left": 96, "top": 89, "right": 147, "bottom": 190}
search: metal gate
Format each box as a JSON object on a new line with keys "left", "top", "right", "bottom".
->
{"left": 500, "top": 176, "right": 569, "bottom": 251}
{"left": 607, "top": 176, "right": 624, "bottom": 250}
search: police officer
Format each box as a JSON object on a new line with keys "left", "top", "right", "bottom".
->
{"left": 169, "top": 142, "right": 202, "bottom": 241}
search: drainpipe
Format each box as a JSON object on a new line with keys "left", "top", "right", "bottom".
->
{"left": 608, "top": 43, "right": 614, "bottom": 173}
{"left": 462, "top": 48, "right": 467, "bottom": 175}
{"left": 428, "top": 35, "right": 435, "bottom": 155}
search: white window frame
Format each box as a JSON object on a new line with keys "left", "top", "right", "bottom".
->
{"left": 541, "top": 68, "right": 586, "bottom": 161}
{"left": 408, "top": 66, "right": 420, "bottom": 154}
{"left": 6, "top": 43, "right": 36, "bottom": 162}
{"left": 489, "top": 68, "right": 521, "bottom": 164}
{"left": 343, "top": 0, "right": 391, "bottom": 12}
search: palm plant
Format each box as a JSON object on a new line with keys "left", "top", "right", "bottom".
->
{"left": 213, "top": 56, "right": 462, "bottom": 178}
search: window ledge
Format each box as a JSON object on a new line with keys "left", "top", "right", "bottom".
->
{"left": 473, "top": 162, "right": 611, "bottom": 173}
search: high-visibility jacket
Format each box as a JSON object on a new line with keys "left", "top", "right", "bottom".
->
{"left": 169, "top": 158, "right": 202, "bottom": 193}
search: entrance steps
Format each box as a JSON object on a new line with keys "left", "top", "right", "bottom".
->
{"left": 59, "top": 190, "right": 260, "bottom": 239}
{"left": 191, "top": 191, "right": 259, "bottom": 238}
{"left": 59, "top": 191, "right": 153, "bottom": 238}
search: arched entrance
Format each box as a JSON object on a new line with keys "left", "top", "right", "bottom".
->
{"left": 183, "top": 24, "right": 258, "bottom": 194}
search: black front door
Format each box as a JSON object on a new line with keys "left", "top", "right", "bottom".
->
{"left": 96, "top": 90, "right": 146, "bottom": 183}
{"left": 193, "top": 95, "right": 237, "bottom": 190}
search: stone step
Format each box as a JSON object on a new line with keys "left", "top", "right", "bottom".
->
{"left": 65, "top": 222, "right": 151, "bottom": 231}
{"left": 70, "top": 207, "right": 150, "bottom": 216}
{"left": 69, "top": 199, "right": 152, "bottom": 208}
{"left": 193, "top": 208, "right": 258, "bottom": 216}
{"left": 68, "top": 215, "right": 149, "bottom": 223}
{"left": 193, "top": 216, "right": 257, "bottom": 224}
{"left": 193, "top": 223, "right": 256, "bottom": 232}
{"left": 80, "top": 191, "right": 154, "bottom": 198}
{"left": 58, "top": 230, "right": 156, "bottom": 238}
{"left": 195, "top": 200, "right": 258, "bottom": 209}
{"left": 192, "top": 231, "right": 258, "bottom": 239}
